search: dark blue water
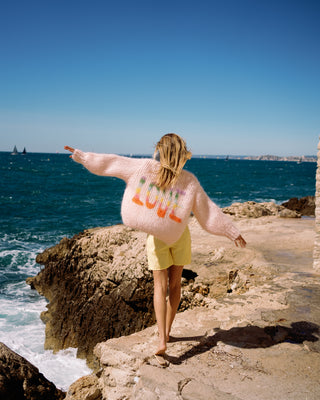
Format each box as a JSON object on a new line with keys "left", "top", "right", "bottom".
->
{"left": 186, "top": 158, "right": 316, "bottom": 207}
{"left": 0, "top": 151, "right": 316, "bottom": 389}
{"left": 1, "top": 153, "right": 316, "bottom": 237}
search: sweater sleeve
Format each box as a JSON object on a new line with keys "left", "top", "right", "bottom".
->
{"left": 192, "top": 181, "right": 240, "bottom": 241}
{"left": 72, "top": 149, "right": 142, "bottom": 182}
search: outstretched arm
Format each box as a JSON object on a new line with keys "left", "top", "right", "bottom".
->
{"left": 64, "top": 145, "right": 143, "bottom": 182}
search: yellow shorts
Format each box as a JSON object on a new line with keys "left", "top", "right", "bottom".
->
{"left": 146, "top": 226, "right": 192, "bottom": 271}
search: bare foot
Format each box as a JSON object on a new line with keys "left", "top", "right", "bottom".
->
{"left": 155, "top": 342, "right": 167, "bottom": 355}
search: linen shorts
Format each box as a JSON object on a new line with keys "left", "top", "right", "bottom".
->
{"left": 146, "top": 226, "right": 192, "bottom": 271}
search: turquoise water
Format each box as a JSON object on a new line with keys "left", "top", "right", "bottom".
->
{"left": 0, "top": 152, "right": 316, "bottom": 389}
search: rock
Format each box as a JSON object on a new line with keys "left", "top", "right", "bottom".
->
{"left": 278, "top": 207, "right": 302, "bottom": 218}
{"left": 0, "top": 342, "right": 65, "bottom": 400}
{"left": 223, "top": 201, "right": 301, "bottom": 218}
{"left": 65, "top": 290, "right": 320, "bottom": 399}
{"left": 282, "top": 196, "right": 315, "bottom": 216}
{"left": 180, "top": 379, "right": 238, "bottom": 400}
{"left": 65, "top": 374, "right": 102, "bottom": 400}
{"left": 27, "top": 226, "right": 155, "bottom": 367}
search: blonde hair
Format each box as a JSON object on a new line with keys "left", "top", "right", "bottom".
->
{"left": 154, "top": 133, "right": 192, "bottom": 189}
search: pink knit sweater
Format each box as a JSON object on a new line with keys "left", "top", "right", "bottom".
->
{"left": 72, "top": 150, "right": 240, "bottom": 245}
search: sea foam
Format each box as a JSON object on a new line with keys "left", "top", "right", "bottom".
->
{"left": 0, "top": 235, "right": 92, "bottom": 391}
{"left": 0, "top": 280, "right": 92, "bottom": 391}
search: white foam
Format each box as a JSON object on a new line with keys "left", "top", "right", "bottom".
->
{"left": 0, "top": 280, "right": 92, "bottom": 391}
{"left": 0, "top": 228, "right": 94, "bottom": 391}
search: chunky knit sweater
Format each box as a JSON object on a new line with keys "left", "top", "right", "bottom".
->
{"left": 72, "top": 150, "right": 241, "bottom": 245}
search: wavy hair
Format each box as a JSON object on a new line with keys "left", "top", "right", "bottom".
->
{"left": 154, "top": 133, "right": 192, "bottom": 189}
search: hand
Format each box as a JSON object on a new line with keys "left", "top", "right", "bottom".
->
{"left": 234, "top": 235, "right": 246, "bottom": 248}
{"left": 64, "top": 146, "right": 75, "bottom": 158}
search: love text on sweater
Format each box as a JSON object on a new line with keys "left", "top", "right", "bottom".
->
{"left": 132, "top": 177, "right": 185, "bottom": 223}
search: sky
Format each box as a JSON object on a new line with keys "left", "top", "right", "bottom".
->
{"left": 0, "top": 0, "right": 319, "bottom": 156}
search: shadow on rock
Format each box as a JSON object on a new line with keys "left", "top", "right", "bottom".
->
{"left": 167, "top": 321, "right": 319, "bottom": 364}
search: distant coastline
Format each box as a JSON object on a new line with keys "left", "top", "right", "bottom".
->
{"left": 195, "top": 154, "right": 317, "bottom": 162}
{"left": 126, "top": 154, "right": 317, "bottom": 162}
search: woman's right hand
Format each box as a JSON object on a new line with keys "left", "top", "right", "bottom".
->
{"left": 64, "top": 146, "right": 75, "bottom": 153}
{"left": 64, "top": 146, "right": 75, "bottom": 158}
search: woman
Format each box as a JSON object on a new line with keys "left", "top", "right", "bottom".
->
{"left": 65, "top": 133, "right": 246, "bottom": 361}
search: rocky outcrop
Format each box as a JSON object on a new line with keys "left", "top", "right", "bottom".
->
{"left": 27, "top": 221, "right": 254, "bottom": 367}
{"left": 282, "top": 196, "right": 315, "bottom": 216}
{"left": 0, "top": 342, "right": 65, "bottom": 400}
{"left": 27, "top": 226, "right": 155, "bottom": 367}
{"left": 222, "top": 201, "right": 301, "bottom": 218}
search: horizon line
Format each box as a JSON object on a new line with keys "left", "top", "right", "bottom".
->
{"left": 0, "top": 150, "right": 317, "bottom": 159}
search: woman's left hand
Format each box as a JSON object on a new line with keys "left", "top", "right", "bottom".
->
{"left": 234, "top": 235, "right": 246, "bottom": 248}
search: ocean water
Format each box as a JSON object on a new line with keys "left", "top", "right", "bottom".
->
{"left": 0, "top": 152, "right": 316, "bottom": 390}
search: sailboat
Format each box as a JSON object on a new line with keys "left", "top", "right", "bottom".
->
{"left": 22, "top": 147, "right": 27, "bottom": 155}
{"left": 11, "top": 145, "right": 18, "bottom": 155}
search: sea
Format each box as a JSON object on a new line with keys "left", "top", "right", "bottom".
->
{"left": 0, "top": 151, "right": 317, "bottom": 390}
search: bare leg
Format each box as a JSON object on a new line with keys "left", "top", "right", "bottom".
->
{"left": 166, "top": 265, "right": 183, "bottom": 341}
{"left": 153, "top": 269, "right": 168, "bottom": 355}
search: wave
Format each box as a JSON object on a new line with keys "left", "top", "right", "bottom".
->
{"left": 0, "top": 230, "right": 92, "bottom": 390}
{"left": 0, "top": 280, "right": 92, "bottom": 391}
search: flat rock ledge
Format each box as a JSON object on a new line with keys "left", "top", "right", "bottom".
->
{"left": 63, "top": 216, "right": 320, "bottom": 400}
{"left": 0, "top": 342, "right": 65, "bottom": 400}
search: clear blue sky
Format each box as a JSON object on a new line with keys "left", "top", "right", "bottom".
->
{"left": 1, "top": 0, "right": 319, "bottom": 156}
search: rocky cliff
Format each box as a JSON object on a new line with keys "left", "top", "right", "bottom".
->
{"left": 27, "top": 225, "right": 155, "bottom": 367}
